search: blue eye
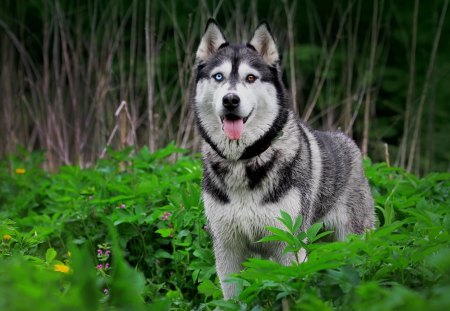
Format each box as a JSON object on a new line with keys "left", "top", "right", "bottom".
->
{"left": 213, "top": 73, "right": 224, "bottom": 81}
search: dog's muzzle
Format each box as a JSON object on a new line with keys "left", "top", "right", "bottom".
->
{"left": 222, "top": 93, "right": 240, "bottom": 111}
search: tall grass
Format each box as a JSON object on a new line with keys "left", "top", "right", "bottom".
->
{"left": 0, "top": 0, "right": 448, "bottom": 173}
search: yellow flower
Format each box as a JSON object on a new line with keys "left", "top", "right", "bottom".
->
{"left": 15, "top": 168, "right": 26, "bottom": 174}
{"left": 54, "top": 264, "right": 70, "bottom": 274}
{"left": 3, "top": 234, "right": 12, "bottom": 241}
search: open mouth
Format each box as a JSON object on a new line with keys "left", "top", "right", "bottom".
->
{"left": 220, "top": 110, "right": 253, "bottom": 140}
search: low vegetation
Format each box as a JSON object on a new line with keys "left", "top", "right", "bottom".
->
{"left": 0, "top": 145, "right": 449, "bottom": 310}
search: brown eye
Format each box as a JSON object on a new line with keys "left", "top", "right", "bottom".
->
{"left": 246, "top": 74, "right": 257, "bottom": 83}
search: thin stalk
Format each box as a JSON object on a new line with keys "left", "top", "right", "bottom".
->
{"left": 145, "top": 0, "right": 155, "bottom": 152}
{"left": 407, "top": 0, "right": 448, "bottom": 172}
{"left": 283, "top": 0, "right": 298, "bottom": 115}
{"left": 362, "top": 0, "right": 381, "bottom": 156}
{"left": 399, "top": 0, "right": 419, "bottom": 168}
{"left": 303, "top": 3, "right": 352, "bottom": 122}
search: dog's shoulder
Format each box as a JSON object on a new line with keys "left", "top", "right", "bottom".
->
{"left": 312, "top": 128, "right": 362, "bottom": 157}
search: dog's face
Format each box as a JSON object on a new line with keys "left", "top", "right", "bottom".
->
{"left": 192, "top": 20, "right": 288, "bottom": 160}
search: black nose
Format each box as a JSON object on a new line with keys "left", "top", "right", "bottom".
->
{"left": 222, "top": 93, "right": 240, "bottom": 110}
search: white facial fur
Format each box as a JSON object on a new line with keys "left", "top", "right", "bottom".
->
{"left": 195, "top": 61, "right": 279, "bottom": 159}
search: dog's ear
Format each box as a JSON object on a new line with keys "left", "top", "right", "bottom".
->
{"left": 248, "top": 22, "right": 279, "bottom": 66}
{"left": 196, "top": 19, "right": 227, "bottom": 62}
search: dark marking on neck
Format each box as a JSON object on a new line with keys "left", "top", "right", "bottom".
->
{"left": 202, "top": 170, "right": 230, "bottom": 204}
{"left": 239, "top": 107, "right": 288, "bottom": 160}
{"left": 262, "top": 145, "right": 300, "bottom": 204}
{"left": 196, "top": 120, "right": 226, "bottom": 159}
{"left": 210, "top": 161, "right": 229, "bottom": 183}
{"left": 246, "top": 151, "right": 278, "bottom": 189}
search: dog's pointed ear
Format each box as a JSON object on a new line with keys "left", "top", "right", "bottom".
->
{"left": 196, "top": 19, "right": 227, "bottom": 62}
{"left": 248, "top": 22, "right": 279, "bottom": 66}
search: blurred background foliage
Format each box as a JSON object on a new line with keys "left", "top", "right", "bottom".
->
{"left": 0, "top": 0, "right": 449, "bottom": 173}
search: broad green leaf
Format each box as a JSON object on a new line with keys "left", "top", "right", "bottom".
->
{"left": 198, "top": 280, "right": 220, "bottom": 298}
{"left": 45, "top": 248, "right": 57, "bottom": 263}
{"left": 296, "top": 231, "right": 307, "bottom": 241}
{"left": 209, "top": 300, "right": 241, "bottom": 310}
{"left": 307, "top": 222, "right": 323, "bottom": 239}
{"left": 293, "top": 214, "right": 303, "bottom": 233}
{"left": 154, "top": 249, "right": 172, "bottom": 259}
{"left": 266, "top": 226, "right": 297, "bottom": 245}
{"left": 258, "top": 235, "right": 283, "bottom": 243}
{"left": 155, "top": 228, "right": 172, "bottom": 238}
{"left": 310, "top": 230, "right": 334, "bottom": 242}
{"left": 278, "top": 211, "right": 294, "bottom": 232}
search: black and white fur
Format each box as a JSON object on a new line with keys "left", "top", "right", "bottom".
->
{"left": 191, "top": 19, "right": 375, "bottom": 299}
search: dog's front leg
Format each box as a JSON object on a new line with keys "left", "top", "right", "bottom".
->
{"left": 214, "top": 242, "right": 247, "bottom": 300}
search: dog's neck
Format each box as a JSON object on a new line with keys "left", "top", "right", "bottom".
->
{"left": 238, "top": 128, "right": 284, "bottom": 160}
{"left": 205, "top": 108, "right": 291, "bottom": 161}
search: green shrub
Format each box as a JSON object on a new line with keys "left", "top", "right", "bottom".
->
{"left": 0, "top": 147, "right": 449, "bottom": 310}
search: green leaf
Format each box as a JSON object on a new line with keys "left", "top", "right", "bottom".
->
{"left": 265, "top": 226, "right": 296, "bottom": 245}
{"left": 45, "top": 248, "right": 57, "bottom": 263}
{"left": 108, "top": 223, "right": 147, "bottom": 310}
{"left": 258, "top": 235, "right": 283, "bottom": 243}
{"left": 154, "top": 249, "right": 172, "bottom": 259}
{"left": 293, "top": 214, "right": 303, "bottom": 233}
{"left": 296, "top": 231, "right": 307, "bottom": 241}
{"left": 278, "top": 210, "right": 294, "bottom": 232}
{"left": 284, "top": 245, "right": 301, "bottom": 254}
{"left": 193, "top": 248, "right": 213, "bottom": 260}
{"left": 310, "top": 230, "right": 334, "bottom": 242}
{"left": 155, "top": 228, "right": 172, "bottom": 238}
{"left": 209, "top": 300, "right": 241, "bottom": 310}
{"left": 198, "top": 279, "right": 220, "bottom": 298}
{"left": 307, "top": 222, "right": 323, "bottom": 239}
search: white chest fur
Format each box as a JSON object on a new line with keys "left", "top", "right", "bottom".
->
{"left": 203, "top": 187, "right": 301, "bottom": 248}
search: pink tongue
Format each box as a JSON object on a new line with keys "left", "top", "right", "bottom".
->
{"left": 223, "top": 118, "right": 244, "bottom": 140}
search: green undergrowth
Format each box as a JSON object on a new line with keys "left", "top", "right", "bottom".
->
{"left": 0, "top": 145, "right": 449, "bottom": 310}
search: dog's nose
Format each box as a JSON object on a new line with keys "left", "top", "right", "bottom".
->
{"left": 222, "top": 93, "right": 240, "bottom": 110}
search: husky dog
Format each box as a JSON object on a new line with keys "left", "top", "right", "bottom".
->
{"left": 192, "top": 19, "right": 374, "bottom": 299}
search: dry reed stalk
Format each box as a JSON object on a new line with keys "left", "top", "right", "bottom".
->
{"left": 145, "top": 0, "right": 156, "bottom": 153}
{"left": 384, "top": 143, "right": 390, "bottom": 167}
{"left": 398, "top": 0, "right": 419, "bottom": 169}
{"left": 361, "top": 0, "right": 382, "bottom": 156}
{"left": 407, "top": 0, "right": 448, "bottom": 172}
{"left": 57, "top": 2, "right": 81, "bottom": 164}
{"left": 424, "top": 84, "right": 436, "bottom": 174}
{"left": 346, "top": 90, "right": 366, "bottom": 135}
{"left": 0, "top": 1, "right": 444, "bottom": 175}
{"left": 343, "top": 1, "right": 361, "bottom": 136}
{"left": 100, "top": 101, "right": 134, "bottom": 159}
{"left": 281, "top": 298, "right": 290, "bottom": 311}
{"left": 127, "top": 0, "right": 139, "bottom": 143}
{"left": 0, "top": 36, "right": 16, "bottom": 176}
{"left": 302, "top": 2, "right": 352, "bottom": 122}
{"left": 303, "top": 1, "right": 335, "bottom": 119}
{"left": 283, "top": 0, "right": 298, "bottom": 115}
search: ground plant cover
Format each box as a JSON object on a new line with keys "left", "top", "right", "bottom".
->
{"left": 0, "top": 145, "right": 449, "bottom": 310}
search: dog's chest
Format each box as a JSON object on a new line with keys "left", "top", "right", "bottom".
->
{"left": 204, "top": 185, "right": 301, "bottom": 246}
{"left": 203, "top": 154, "right": 302, "bottom": 246}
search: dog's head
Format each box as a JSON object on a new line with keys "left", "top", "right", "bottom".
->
{"left": 192, "top": 19, "right": 289, "bottom": 160}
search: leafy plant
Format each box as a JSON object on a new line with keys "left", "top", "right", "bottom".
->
{"left": 259, "top": 211, "right": 333, "bottom": 264}
{"left": 0, "top": 147, "right": 449, "bottom": 310}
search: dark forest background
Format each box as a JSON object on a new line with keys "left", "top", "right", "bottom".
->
{"left": 0, "top": 0, "right": 449, "bottom": 174}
